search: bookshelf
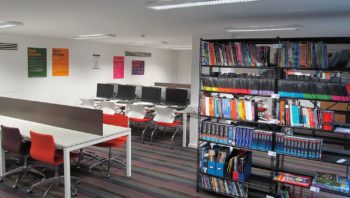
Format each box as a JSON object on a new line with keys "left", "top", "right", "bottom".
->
{"left": 197, "top": 37, "right": 350, "bottom": 197}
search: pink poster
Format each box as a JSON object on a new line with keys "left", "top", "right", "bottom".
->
{"left": 113, "top": 56, "right": 124, "bottom": 79}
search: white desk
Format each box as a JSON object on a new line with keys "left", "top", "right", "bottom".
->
{"left": 0, "top": 115, "right": 131, "bottom": 198}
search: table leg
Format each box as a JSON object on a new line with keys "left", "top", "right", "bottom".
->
{"left": 182, "top": 112, "right": 187, "bottom": 147}
{"left": 0, "top": 131, "right": 5, "bottom": 175}
{"left": 126, "top": 132, "right": 131, "bottom": 177}
{"left": 64, "top": 149, "right": 71, "bottom": 198}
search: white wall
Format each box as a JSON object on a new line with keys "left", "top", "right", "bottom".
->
{"left": 0, "top": 34, "right": 186, "bottom": 106}
{"left": 174, "top": 50, "right": 192, "bottom": 84}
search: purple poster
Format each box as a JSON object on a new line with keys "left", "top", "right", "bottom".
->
{"left": 132, "top": 60, "right": 144, "bottom": 75}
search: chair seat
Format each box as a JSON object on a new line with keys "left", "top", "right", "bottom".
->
{"left": 95, "top": 136, "right": 127, "bottom": 148}
{"left": 51, "top": 150, "right": 80, "bottom": 166}
{"left": 154, "top": 121, "right": 180, "bottom": 127}
{"left": 130, "top": 117, "right": 151, "bottom": 123}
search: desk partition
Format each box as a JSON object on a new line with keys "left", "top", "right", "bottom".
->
{"left": 0, "top": 97, "right": 103, "bottom": 135}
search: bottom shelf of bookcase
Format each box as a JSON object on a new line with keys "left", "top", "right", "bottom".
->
{"left": 199, "top": 187, "right": 270, "bottom": 198}
{"left": 320, "top": 188, "right": 350, "bottom": 197}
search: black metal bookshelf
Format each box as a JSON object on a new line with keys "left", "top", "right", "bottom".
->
{"left": 197, "top": 37, "right": 350, "bottom": 198}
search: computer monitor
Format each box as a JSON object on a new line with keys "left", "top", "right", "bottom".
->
{"left": 165, "top": 88, "right": 188, "bottom": 106}
{"left": 141, "top": 86, "right": 161, "bottom": 104}
{"left": 116, "top": 85, "right": 136, "bottom": 100}
{"left": 96, "top": 83, "right": 114, "bottom": 99}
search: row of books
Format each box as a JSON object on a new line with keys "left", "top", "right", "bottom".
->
{"left": 201, "top": 41, "right": 271, "bottom": 67}
{"left": 200, "top": 143, "right": 252, "bottom": 182}
{"left": 200, "top": 96, "right": 257, "bottom": 121}
{"left": 278, "top": 80, "right": 350, "bottom": 102}
{"left": 276, "top": 100, "right": 334, "bottom": 131}
{"left": 312, "top": 172, "right": 350, "bottom": 194}
{"left": 275, "top": 133, "right": 323, "bottom": 159}
{"left": 202, "top": 76, "right": 275, "bottom": 96}
{"left": 200, "top": 122, "right": 273, "bottom": 151}
{"left": 199, "top": 174, "right": 248, "bottom": 197}
{"left": 277, "top": 42, "right": 329, "bottom": 69}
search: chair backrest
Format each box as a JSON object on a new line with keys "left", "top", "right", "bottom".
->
{"left": 103, "top": 114, "right": 129, "bottom": 127}
{"left": 80, "top": 99, "right": 95, "bottom": 108}
{"left": 30, "top": 131, "right": 56, "bottom": 164}
{"left": 125, "top": 104, "right": 146, "bottom": 119}
{"left": 1, "top": 125, "right": 22, "bottom": 154}
{"left": 100, "top": 101, "right": 116, "bottom": 115}
{"left": 153, "top": 107, "right": 176, "bottom": 123}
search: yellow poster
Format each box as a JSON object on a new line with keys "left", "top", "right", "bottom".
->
{"left": 52, "top": 48, "right": 69, "bottom": 76}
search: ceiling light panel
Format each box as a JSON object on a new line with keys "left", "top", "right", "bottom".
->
{"left": 226, "top": 25, "right": 303, "bottom": 32}
{"left": 74, "top": 34, "right": 116, "bottom": 39}
{"left": 147, "top": 0, "right": 261, "bottom": 10}
{"left": 0, "top": 21, "right": 23, "bottom": 29}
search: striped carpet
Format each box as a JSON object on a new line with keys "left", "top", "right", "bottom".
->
{"left": 0, "top": 128, "right": 348, "bottom": 198}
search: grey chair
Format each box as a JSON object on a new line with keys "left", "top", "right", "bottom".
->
{"left": 0, "top": 125, "right": 46, "bottom": 188}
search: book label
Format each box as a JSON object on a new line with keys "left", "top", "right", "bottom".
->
{"left": 271, "top": 93, "right": 280, "bottom": 99}
{"left": 268, "top": 151, "right": 277, "bottom": 157}
{"left": 337, "top": 159, "right": 347, "bottom": 164}
{"left": 310, "top": 186, "right": 320, "bottom": 193}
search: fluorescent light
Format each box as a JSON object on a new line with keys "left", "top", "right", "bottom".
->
{"left": 226, "top": 25, "right": 302, "bottom": 32}
{"left": 0, "top": 21, "right": 23, "bottom": 29}
{"left": 148, "top": 0, "right": 260, "bottom": 10}
{"left": 170, "top": 46, "right": 192, "bottom": 50}
{"left": 129, "top": 41, "right": 168, "bottom": 46}
{"left": 74, "top": 34, "right": 116, "bottom": 40}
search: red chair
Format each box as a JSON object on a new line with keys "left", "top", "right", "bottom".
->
{"left": 88, "top": 114, "right": 128, "bottom": 178}
{"left": 27, "top": 131, "right": 80, "bottom": 197}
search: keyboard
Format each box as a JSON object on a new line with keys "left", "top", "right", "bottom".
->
{"left": 133, "top": 101, "right": 154, "bottom": 106}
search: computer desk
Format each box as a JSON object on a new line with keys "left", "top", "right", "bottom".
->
{"left": 113, "top": 102, "right": 188, "bottom": 147}
{"left": 0, "top": 115, "right": 132, "bottom": 198}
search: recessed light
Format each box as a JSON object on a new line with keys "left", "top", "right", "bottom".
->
{"left": 148, "top": 0, "right": 261, "bottom": 10}
{"left": 0, "top": 21, "right": 23, "bottom": 29}
{"left": 74, "top": 34, "right": 116, "bottom": 40}
{"left": 226, "top": 25, "right": 303, "bottom": 32}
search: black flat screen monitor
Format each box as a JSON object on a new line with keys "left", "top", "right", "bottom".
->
{"left": 165, "top": 88, "right": 188, "bottom": 106}
{"left": 117, "top": 85, "right": 136, "bottom": 100}
{"left": 97, "top": 83, "right": 114, "bottom": 99}
{"left": 141, "top": 87, "right": 161, "bottom": 104}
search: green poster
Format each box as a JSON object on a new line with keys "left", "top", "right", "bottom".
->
{"left": 28, "top": 47, "right": 47, "bottom": 78}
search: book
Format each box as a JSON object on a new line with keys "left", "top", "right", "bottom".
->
{"left": 312, "top": 172, "right": 350, "bottom": 193}
{"left": 273, "top": 172, "right": 312, "bottom": 188}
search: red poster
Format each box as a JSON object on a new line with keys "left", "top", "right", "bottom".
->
{"left": 113, "top": 56, "right": 124, "bottom": 79}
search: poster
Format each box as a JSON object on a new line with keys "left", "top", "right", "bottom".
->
{"left": 52, "top": 48, "right": 69, "bottom": 76}
{"left": 113, "top": 56, "right": 124, "bottom": 79}
{"left": 131, "top": 60, "right": 145, "bottom": 75}
{"left": 28, "top": 47, "right": 47, "bottom": 78}
{"left": 125, "top": 51, "right": 151, "bottom": 57}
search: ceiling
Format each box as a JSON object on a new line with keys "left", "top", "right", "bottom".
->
{"left": 0, "top": 0, "right": 350, "bottom": 49}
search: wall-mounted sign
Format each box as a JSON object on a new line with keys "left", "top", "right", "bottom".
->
{"left": 28, "top": 47, "right": 47, "bottom": 78}
{"left": 92, "top": 54, "right": 101, "bottom": 69}
{"left": 132, "top": 60, "right": 145, "bottom": 75}
{"left": 113, "top": 56, "right": 124, "bottom": 79}
{"left": 125, "top": 51, "right": 151, "bottom": 57}
{"left": 52, "top": 48, "right": 69, "bottom": 76}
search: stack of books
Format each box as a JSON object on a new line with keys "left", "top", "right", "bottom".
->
{"left": 277, "top": 42, "right": 328, "bottom": 69}
{"left": 199, "top": 174, "right": 247, "bottom": 197}
{"left": 275, "top": 133, "right": 323, "bottom": 159}
{"left": 273, "top": 172, "right": 312, "bottom": 188}
{"left": 202, "top": 76, "right": 275, "bottom": 96}
{"left": 201, "top": 41, "right": 271, "bottom": 67}
{"left": 276, "top": 99, "right": 334, "bottom": 131}
{"left": 200, "top": 96, "right": 257, "bottom": 121}
{"left": 312, "top": 172, "right": 350, "bottom": 194}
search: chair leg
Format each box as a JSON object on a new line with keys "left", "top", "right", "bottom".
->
{"left": 26, "top": 167, "right": 46, "bottom": 178}
{"left": 0, "top": 167, "right": 25, "bottom": 180}
{"left": 141, "top": 122, "right": 150, "bottom": 143}
{"left": 12, "top": 172, "right": 24, "bottom": 188}
{"left": 88, "top": 159, "right": 108, "bottom": 172}
{"left": 43, "top": 180, "right": 57, "bottom": 198}
{"left": 111, "top": 158, "right": 127, "bottom": 167}
{"left": 106, "top": 147, "right": 112, "bottom": 178}
{"left": 150, "top": 126, "right": 158, "bottom": 145}
{"left": 170, "top": 126, "right": 180, "bottom": 149}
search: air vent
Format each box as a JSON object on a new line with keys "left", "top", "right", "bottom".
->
{"left": 0, "top": 43, "right": 18, "bottom": 50}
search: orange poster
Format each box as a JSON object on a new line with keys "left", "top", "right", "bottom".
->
{"left": 52, "top": 48, "right": 69, "bottom": 76}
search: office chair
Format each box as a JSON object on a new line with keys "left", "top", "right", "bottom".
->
{"left": 100, "top": 101, "right": 116, "bottom": 114}
{"left": 151, "top": 107, "right": 181, "bottom": 149}
{"left": 0, "top": 125, "right": 46, "bottom": 188}
{"left": 88, "top": 114, "right": 128, "bottom": 178}
{"left": 125, "top": 104, "right": 152, "bottom": 143}
{"left": 27, "top": 131, "right": 80, "bottom": 197}
{"left": 80, "top": 99, "right": 95, "bottom": 108}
